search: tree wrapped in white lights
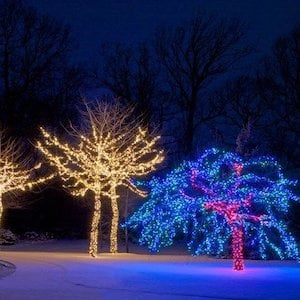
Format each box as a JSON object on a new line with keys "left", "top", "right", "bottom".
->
{"left": 37, "top": 101, "right": 164, "bottom": 256}
{"left": 0, "top": 130, "right": 53, "bottom": 228}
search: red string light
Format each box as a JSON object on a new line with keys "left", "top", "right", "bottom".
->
{"left": 203, "top": 196, "right": 263, "bottom": 270}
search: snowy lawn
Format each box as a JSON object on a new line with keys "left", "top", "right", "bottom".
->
{"left": 0, "top": 240, "right": 299, "bottom": 299}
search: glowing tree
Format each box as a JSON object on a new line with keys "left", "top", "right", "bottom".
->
{"left": 125, "top": 162, "right": 194, "bottom": 252}
{"left": 37, "top": 101, "right": 164, "bottom": 256}
{"left": 0, "top": 130, "right": 53, "bottom": 228}
{"left": 189, "top": 168, "right": 263, "bottom": 270}
{"left": 126, "top": 148, "right": 299, "bottom": 270}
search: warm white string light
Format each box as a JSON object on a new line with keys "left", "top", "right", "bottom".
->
{"left": 37, "top": 100, "right": 164, "bottom": 256}
{"left": 0, "top": 130, "right": 53, "bottom": 228}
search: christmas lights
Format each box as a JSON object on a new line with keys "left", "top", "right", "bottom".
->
{"left": 201, "top": 196, "right": 262, "bottom": 270}
{"left": 188, "top": 164, "right": 263, "bottom": 270}
{"left": 0, "top": 130, "right": 53, "bottom": 228}
{"left": 37, "top": 101, "right": 164, "bottom": 256}
{"left": 126, "top": 148, "right": 299, "bottom": 270}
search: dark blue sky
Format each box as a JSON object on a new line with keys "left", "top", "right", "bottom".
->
{"left": 28, "top": 0, "right": 300, "bottom": 62}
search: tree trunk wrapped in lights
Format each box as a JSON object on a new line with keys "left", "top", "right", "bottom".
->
{"left": 0, "top": 129, "right": 53, "bottom": 228}
{"left": 203, "top": 196, "right": 262, "bottom": 271}
{"left": 37, "top": 100, "right": 164, "bottom": 256}
{"left": 89, "top": 191, "right": 101, "bottom": 256}
{"left": 109, "top": 180, "right": 119, "bottom": 254}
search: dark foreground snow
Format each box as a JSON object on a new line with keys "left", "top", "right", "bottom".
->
{"left": 0, "top": 240, "right": 299, "bottom": 299}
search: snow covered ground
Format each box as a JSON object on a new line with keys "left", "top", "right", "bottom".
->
{"left": 0, "top": 240, "right": 299, "bottom": 299}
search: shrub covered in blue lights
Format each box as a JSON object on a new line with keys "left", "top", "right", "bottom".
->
{"left": 125, "top": 148, "right": 299, "bottom": 260}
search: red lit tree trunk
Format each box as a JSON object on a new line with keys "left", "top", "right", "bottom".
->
{"left": 231, "top": 225, "right": 244, "bottom": 271}
{"left": 203, "top": 197, "right": 253, "bottom": 271}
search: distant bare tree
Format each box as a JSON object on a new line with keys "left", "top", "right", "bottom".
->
{"left": 0, "top": 0, "right": 83, "bottom": 137}
{"left": 213, "top": 76, "right": 265, "bottom": 152}
{"left": 257, "top": 25, "right": 300, "bottom": 168}
{"left": 222, "top": 77, "right": 263, "bottom": 128}
{"left": 155, "top": 11, "right": 252, "bottom": 156}
{"left": 97, "top": 43, "right": 161, "bottom": 127}
{"left": 235, "top": 119, "right": 258, "bottom": 157}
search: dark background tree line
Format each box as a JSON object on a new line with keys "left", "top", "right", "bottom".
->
{"left": 0, "top": 0, "right": 299, "bottom": 242}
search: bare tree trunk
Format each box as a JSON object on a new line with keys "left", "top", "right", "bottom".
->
{"left": 89, "top": 192, "right": 101, "bottom": 257}
{"left": 184, "top": 93, "right": 197, "bottom": 156}
{"left": 110, "top": 183, "right": 119, "bottom": 253}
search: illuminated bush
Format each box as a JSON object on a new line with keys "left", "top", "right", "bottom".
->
{"left": 126, "top": 148, "right": 299, "bottom": 270}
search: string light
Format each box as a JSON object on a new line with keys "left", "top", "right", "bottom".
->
{"left": 37, "top": 101, "right": 164, "bottom": 256}
{"left": 0, "top": 130, "right": 53, "bottom": 228}
{"left": 202, "top": 196, "right": 262, "bottom": 271}
{"left": 126, "top": 148, "right": 299, "bottom": 270}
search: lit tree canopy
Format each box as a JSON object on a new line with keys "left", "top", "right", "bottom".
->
{"left": 126, "top": 148, "right": 299, "bottom": 269}
{"left": 0, "top": 129, "right": 53, "bottom": 227}
{"left": 37, "top": 100, "right": 164, "bottom": 256}
{"left": 125, "top": 162, "right": 192, "bottom": 252}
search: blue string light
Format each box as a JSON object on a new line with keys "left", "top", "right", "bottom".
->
{"left": 125, "top": 148, "right": 299, "bottom": 263}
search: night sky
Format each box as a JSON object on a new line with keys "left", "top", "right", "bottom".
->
{"left": 27, "top": 0, "right": 300, "bottom": 62}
